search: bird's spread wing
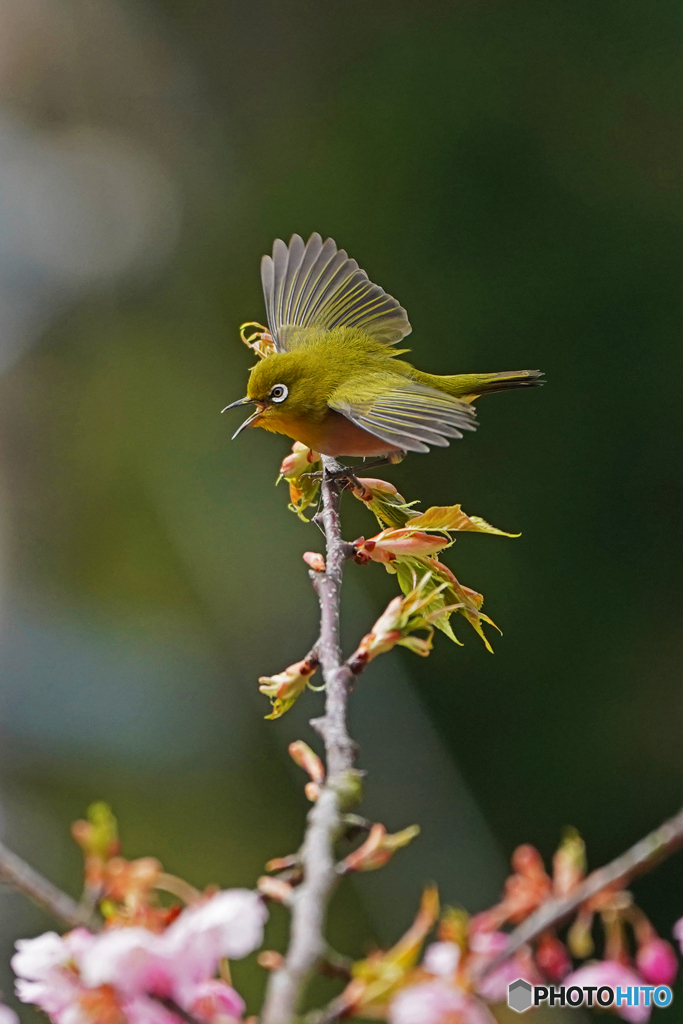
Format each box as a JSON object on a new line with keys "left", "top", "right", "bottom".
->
{"left": 329, "top": 377, "right": 478, "bottom": 454}
{"left": 261, "top": 233, "right": 411, "bottom": 351}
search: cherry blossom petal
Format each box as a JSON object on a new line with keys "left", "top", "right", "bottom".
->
{"left": 422, "top": 942, "right": 461, "bottom": 978}
{"left": 12, "top": 933, "right": 69, "bottom": 979}
{"left": 390, "top": 981, "right": 495, "bottom": 1024}
{"left": 564, "top": 961, "right": 651, "bottom": 1024}
{"left": 165, "top": 889, "right": 267, "bottom": 961}
{"left": 79, "top": 928, "right": 166, "bottom": 999}
{"left": 187, "top": 979, "right": 245, "bottom": 1022}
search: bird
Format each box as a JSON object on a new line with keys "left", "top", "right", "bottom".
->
{"left": 224, "top": 233, "right": 542, "bottom": 459}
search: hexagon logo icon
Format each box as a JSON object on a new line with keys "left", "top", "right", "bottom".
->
{"left": 508, "top": 979, "right": 533, "bottom": 1013}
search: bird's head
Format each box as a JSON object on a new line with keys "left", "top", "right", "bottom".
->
{"left": 223, "top": 351, "right": 332, "bottom": 438}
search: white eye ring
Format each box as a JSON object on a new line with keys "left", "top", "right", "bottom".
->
{"left": 270, "top": 383, "right": 288, "bottom": 403}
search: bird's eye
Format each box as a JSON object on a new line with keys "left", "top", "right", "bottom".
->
{"left": 270, "top": 383, "right": 288, "bottom": 403}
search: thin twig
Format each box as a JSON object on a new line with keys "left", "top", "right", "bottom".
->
{"left": 261, "top": 457, "right": 359, "bottom": 1024}
{"left": 482, "top": 803, "right": 683, "bottom": 976}
{"left": 0, "top": 839, "right": 202, "bottom": 1024}
{"left": 0, "top": 839, "right": 97, "bottom": 930}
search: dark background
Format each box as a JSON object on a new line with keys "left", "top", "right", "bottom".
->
{"left": 0, "top": 0, "right": 681, "bottom": 1018}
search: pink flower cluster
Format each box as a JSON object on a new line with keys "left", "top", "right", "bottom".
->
{"left": 563, "top": 960, "right": 668, "bottom": 1024}
{"left": 389, "top": 931, "right": 539, "bottom": 1024}
{"left": 12, "top": 889, "right": 266, "bottom": 1024}
{"left": 389, "top": 923, "right": 683, "bottom": 1024}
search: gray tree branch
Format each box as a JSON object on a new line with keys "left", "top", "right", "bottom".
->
{"left": 261, "top": 457, "right": 358, "bottom": 1024}
{"left": 0, "top": 839, "right": 95, "bottom": 930}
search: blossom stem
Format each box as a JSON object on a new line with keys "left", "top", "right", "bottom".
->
{"left": 261, "top": 457, "right": 358, "bottom": 1024}
{"left": 482, "top": 803, "right": 683, "bottom": 976}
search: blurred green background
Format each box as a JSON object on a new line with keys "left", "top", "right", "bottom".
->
{"left": 0, "top": 0, "right": 681, "bottom": 1018}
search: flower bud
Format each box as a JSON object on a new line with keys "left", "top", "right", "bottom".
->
{"left": 304, "top": 781, "right": 322, "bottom": 802}
{"left": 259, "top": 655, "right": 319, "bottom": 719}
{"left": 303, "top": 551, "right": 325, "bottom": 572}
{"left": 340, "top": 822, "right": 420, "bottom": 873}
{"left": 355, "top": 529, "right": 449, "bottom": 564}
{"left": 257, "top": 876, "right": 293, "bottom": 904}
{"left": 512, "top": 843, "right": 547, "bottom": 879}
{"left": 264, "top": 854, "right": 298, "bottom": 872}
{"left": 552, "top": 827, "right": 586, "bottom": 896}
{"left": 536, "top": 932, "right": 571, "bottom": 982}
{"left": 288, "top": 741, "right": 325, "bottom": 784}
{"left": 278, "top": 442, "right": 322, "bottom": 520}
{"left": 71, "top": 802, "right": 119, "bottom": 863}
{"left": 350, "top": 477, "right": 401, "bottom": 502}
{"left": 103, "top": 855, "right": 161, "bottom": 903}
{"left": 258, "top": 950, "right": 285, "bottom": 971}
{"left": 348, "top": 575, "right": 445, "bottom": 670}
{"left": 567, "top": 909, "right": 595, "bottom": 958}
{"left": 353, "top": 596, "right": 404, "bottom": 663}
{"left": 279, "top": 441, "right": 320, "bottom": 480}
{"left": 438, "top": 907, "right": 469, "bottom": 947}
{"left": 636, "top": 938, "right": 678, "bottom": 986}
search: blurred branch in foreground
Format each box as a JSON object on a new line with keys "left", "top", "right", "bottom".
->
{"left": 483, "top": 804, "right": 683, "bottom": 977}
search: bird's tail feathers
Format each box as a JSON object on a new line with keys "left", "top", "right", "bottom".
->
{"left": 440, "top": 369, "right": 544, "bottom": 403}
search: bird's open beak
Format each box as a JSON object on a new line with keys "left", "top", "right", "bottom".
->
{"left": 221, "top": 396, "right": 263, "bottom": 439}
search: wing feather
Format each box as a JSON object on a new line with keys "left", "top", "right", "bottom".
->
{"left": 260, "top": 233, "right": 411, "bottom": 350}
{"left": 329, "top": 379, "right": 478, "bottom": 454}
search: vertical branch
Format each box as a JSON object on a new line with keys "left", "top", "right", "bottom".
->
{"left": 261, "top": 457, "right": 357, "bottom": 1024}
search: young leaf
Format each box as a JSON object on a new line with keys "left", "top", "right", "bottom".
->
{"left": 405, "top": 505, "right": 519, "bottom": 537}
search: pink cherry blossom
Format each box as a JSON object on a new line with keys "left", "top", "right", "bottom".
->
{"left": 78, "top": 927, "right": 168, "bottom": 999}
{"left": 12, "top": 930, "right": 81, "bottom": 978}
{"left": 390, "top": 980, "right": 495, "bottom": 1024}
{"left": 81, "top": 889, "right": 265, "bottom": 1008}
{"left": 12, "top": 929, "right": 96, "bottom": 1021}
{"left": 423, "top": 941, "right": 461, "bottom": 978}
{"left": 12, "top": 890, "right": 264, "bottom": 1024}
{"left": 0, "top": 1005, "right": 18, "bottom": 1024}
{"left": 636, "top": 938, "right": 678, "bottom": 986}
{"left": 468, "top": 930, "right": 539, "bottom": 1003}
{"left": 167, "top": 889, "right": 266, "bottom": 961}
{"left": 83, "top": 889, "right": 262, "bottom": 1002}
{"left": 564, "top": 961, "right": 651, "bottom": 1023}
{"left": 187, "top": 980, "right": 245, "bottom": 1022}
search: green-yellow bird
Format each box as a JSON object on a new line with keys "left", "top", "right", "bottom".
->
{"left": 225, "top": 233, "right": 542, "bottom": 457}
